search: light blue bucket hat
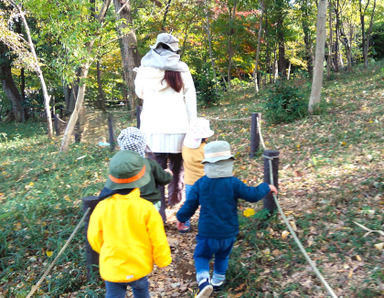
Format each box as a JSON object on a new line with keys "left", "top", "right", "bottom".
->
{"left": 202, "top": 141, "right": 234, "bottom": 164}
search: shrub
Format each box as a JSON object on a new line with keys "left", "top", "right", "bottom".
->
{"left": 193, "top": 64, "right": 223, "bottom": 106}
{"left": 260, "top": 80, "right": 309, "bottom": 124}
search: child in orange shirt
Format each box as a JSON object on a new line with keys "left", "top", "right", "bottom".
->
{"left": 178, "top": 118, "right": 214, "bottom": 233}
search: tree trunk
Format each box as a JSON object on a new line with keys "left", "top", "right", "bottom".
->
{"left": 205, "top": 0, "right": 216, "bottom": 79}
{"left": 113, "top": 0, "right": 140, "bottom": 117}
{"left": 276, "top": 0, "right": 287, "bottom": 79}
{"left": 226, "top": 1, "right": 237, "bottom": 90}
{"left": 359, "top": 0, "right": 369, "bottom": 66}
{"left": 0, "top": 43, "right": 25, "bottom": 122}
{"left": 253, "top": 0, "right": 264, "bottom": 93}
{"left": 364, "top": 0, "right": 376, "bottom": 66}
{"left": 309, "top": 0, "right": 327, "bottom": 114}
{"left": 96, "top": 61, "right": 107, "bottom": 112}
{"left": 327, "top": 0, "right": 333, "bottom": 77}
{"left": 60, "top": 0, "right": 112, "bottom": 152}
{"left": 339, "top": 19, "right": 353, "bottom": 71}
{"left": 301, "top": 0, "right": 313, "bottom": 77}
{"left": 60, "top": 65, "right": 90, "bottom": 151}
{"left": 12, "top": 2, "right": 54, "bottom": 137}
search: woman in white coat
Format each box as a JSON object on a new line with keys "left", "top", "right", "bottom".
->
{"left": 135, "top": 33, "right": 197, "bottom": 222}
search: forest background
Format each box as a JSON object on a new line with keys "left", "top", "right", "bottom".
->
{"left": 1, "top": 0, "right": 383, "bottom": 131}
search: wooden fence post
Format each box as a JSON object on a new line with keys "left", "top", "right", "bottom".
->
{"left": 53, "top": 114, "right": 60, "bottom": 136}
{"left": 263, "top": 150, "right": 279, "bottom": 213}
{"left": 82, "top": 196, "right": 102, "bottom": 281}
{"left": 249, "top": 113, "right": 260, "bottom": 157}
{"left": 136, "top": 105, "right": 142, "bottom": 128}
{"left": 108, "top": 114, "right": 115, "bottom": 152}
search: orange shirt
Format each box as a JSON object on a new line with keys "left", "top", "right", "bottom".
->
{"left": 182, "top": 143, "right": 205, "bottom": 185}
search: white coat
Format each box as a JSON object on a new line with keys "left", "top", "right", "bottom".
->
{"left": 135, "top": 66, "right": 197, "bottom": 135}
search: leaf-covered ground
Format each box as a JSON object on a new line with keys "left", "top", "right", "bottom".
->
{"left": 0, "top": 62, "right": 383, "bottom": 297}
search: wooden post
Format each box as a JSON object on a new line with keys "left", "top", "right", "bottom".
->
{"left": 53, "top": 114, "right": 59, "bottom": 136}
{"left": 249, "top": 113, "right": 260, "bottom": 157}
{"left": 108, "top": 114, "right": 115, "bottom": 152}
{"left": 263, "top": 150, "right": 279, "bottom": 213}
{"left": 136, "top": 105, "right": 142, "bottom": 128}
{"left": 82, "top": 196, "right": 102, "bottom": 281}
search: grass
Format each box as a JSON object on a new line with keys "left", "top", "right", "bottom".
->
{"left": 1, "top": 61, "right": 384, "bottom": 297}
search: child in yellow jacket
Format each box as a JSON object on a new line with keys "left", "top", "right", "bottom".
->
{"left": 88, "top": 150, "right": 172, "bottom": 298}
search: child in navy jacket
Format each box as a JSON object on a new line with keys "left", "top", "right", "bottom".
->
{"left": 176, "top": 141, "right": 278, "bottom": 297}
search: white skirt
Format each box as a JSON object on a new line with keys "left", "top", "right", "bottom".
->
{"left": 144, "top": 133, "right": 185, "bottom": 153}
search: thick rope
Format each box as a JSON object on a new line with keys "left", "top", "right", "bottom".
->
{"left": 26, "top": 207, "right": 91, "bottom": 298}
{"left": 267, "top": 158, "right": 338, "bottom": 298}
{"left": 256, "top": 115, "right": 337, "bottom": 297}
{"left": 256, "top": 115, "right": 266, "bottom": 150}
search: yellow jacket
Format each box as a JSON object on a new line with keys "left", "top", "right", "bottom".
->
{"left": 87, "top": 189, "right": 172, "bottom": 282}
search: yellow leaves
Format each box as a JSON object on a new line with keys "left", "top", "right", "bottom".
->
{"left": 281, "top": 230, "right": 290, "bottom": 240}
{"left": 374, "top": 243, "right": 384, "bottom": 250}
{"left": 243, "top": 208, "right": 255, "bottom": 217}
{"left": 64, "top": 195, "right": 71, "bottom": 202}
{"left": 295, "top": 144, "right": 301, "bottom": 149}
{"left": 354, "top": 255, "right": 362, "bottom": 262}
{"left": 25, "top": 181, "right": 34, "bottom": 190}
{"left": 46, "top": 250, "right": 53, "bottom": 257}
{"left": 341, "top": 141, "right": 347, "bottom": 146}
{"left": 15, "top": 222, "right": 22, "bottom": 230}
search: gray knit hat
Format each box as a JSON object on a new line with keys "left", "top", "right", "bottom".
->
{"left": 117, "top": 127, "right": 146, "bottom": 157}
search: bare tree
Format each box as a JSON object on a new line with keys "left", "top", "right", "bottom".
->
{"left": 7, "top": 0, "right": 53, "bottom": 137}
{"left": 359, "top": 0, "right": 377, "bottom": 67}
{"left": 113, "top": 0, "right": 140, "bottom": 116}
{"left": 0, "top": 43, "right": 25, "bottom": 122}
{"left": 309, "top": 0, "right": 327, "bottom": 114}
{"left": 60, "top": 0, "right": 112, "bottom": 152}
{"left": 253, "top": 0, "right": 264, "bottom": 93}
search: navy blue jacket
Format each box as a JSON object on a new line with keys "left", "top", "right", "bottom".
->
{"left": 176, "top": 176, "right": 270, "bottom": 239}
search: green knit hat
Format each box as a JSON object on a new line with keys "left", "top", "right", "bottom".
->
{"left": 105, "top": 151, "right": 150, "bottom": 190}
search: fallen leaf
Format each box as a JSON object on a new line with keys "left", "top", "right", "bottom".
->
{"left": 281, "top": 230, "right": 290, "bottom": 240}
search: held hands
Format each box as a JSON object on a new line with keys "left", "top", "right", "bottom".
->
{"left": 269, "top": 184, "right": 278, "bottom": 195}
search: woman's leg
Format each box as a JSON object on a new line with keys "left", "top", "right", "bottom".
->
{"left": 105, "top": 281, "right": 128, "bottom": 298}
{"left": 168, "top": 153, "right": 184, "bottom": 206}
{"left": 129, "top": 276, "right": 150, "bottom": 298}
{"left": 153, "top": 153, "right": 168, "bottom": 222}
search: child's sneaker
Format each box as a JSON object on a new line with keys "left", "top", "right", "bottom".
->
{"left": 177, "top": 220, "right": 190, "bottom": 233}
{"left": 195, "top": 278, "right": 213, "bottom": 298}
{"left": 211, "top": 281, "right": 224, "bottom": 292}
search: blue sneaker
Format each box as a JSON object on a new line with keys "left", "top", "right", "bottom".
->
{"left": 195, "top": 278, "right": 213, "bottom": 298}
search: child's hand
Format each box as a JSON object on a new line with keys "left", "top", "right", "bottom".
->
{"left": 269, "top": 184, "right": 278, "bottom": 195}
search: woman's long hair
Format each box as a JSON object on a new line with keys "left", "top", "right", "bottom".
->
{"left": 163, "top": 70, "right": 184, "bottom": 92}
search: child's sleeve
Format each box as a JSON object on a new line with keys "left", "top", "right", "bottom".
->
{"left": 146, "top": 206, "right": 172, "bottom": 268}
{"left": 150, "top": 159, "right": 172, "bottom": 186}
{"left": 176, "top": 183, "right": 199, "bottom": 223}
{"left": 234, "top": 177, "right": 270, "bottom": 202}
{"left": 87, "top": 205, "right": 104, "bottom": 254}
